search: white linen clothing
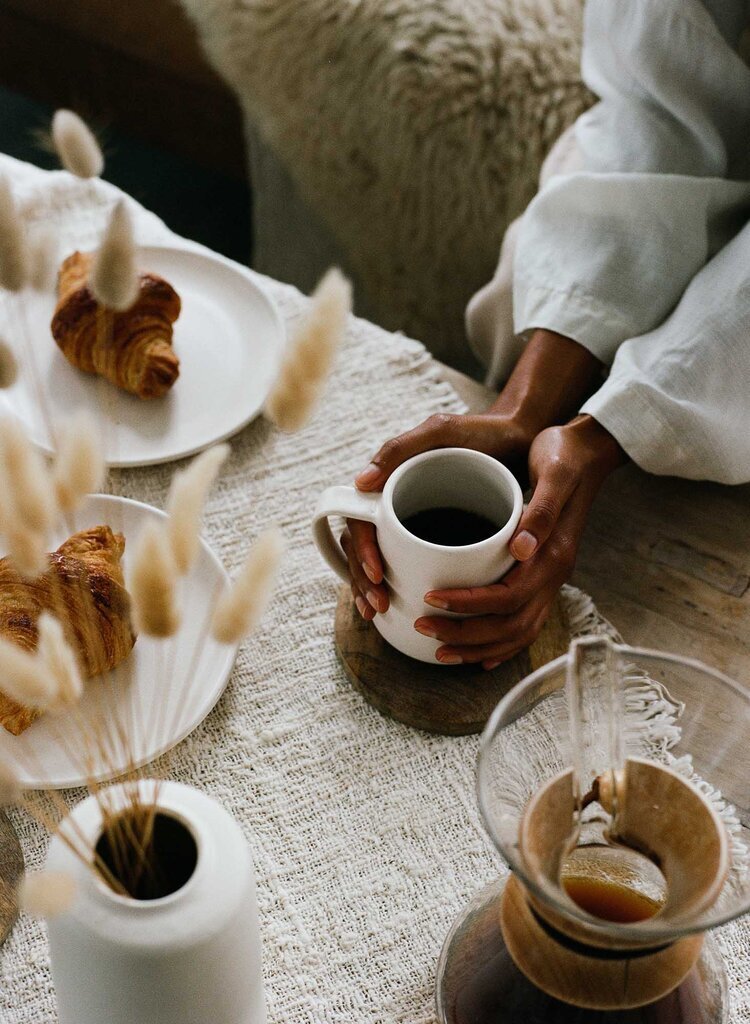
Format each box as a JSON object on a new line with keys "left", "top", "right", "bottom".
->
{"left": 582, "top": 222, "right": 750, "bottom": 483}
{"left": 469, "top": 0, "right": 750, "bottom": 483}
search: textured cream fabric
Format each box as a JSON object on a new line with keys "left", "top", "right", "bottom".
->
{"left": 0, "top": 157, "right": 747, "bottom": 1023}
{"left": 177, "top": 0, "right": 593, "bottom": 371}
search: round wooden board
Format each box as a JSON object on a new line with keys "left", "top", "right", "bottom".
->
{"left": 334, "top": 586, "right": 571, "bottom": 735}
{"left": 0, "top": 810, "right": 23, "bottom": 945}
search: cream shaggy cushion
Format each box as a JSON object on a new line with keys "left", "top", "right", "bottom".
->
{"left": 180, "top": 0, "right": 592, "bottom": 372}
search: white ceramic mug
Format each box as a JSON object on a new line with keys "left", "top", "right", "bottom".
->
{"left": 313, "top": 447, "right": 524, "bottom": 662}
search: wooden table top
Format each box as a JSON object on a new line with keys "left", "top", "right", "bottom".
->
{"left": 440, "top": 366, "right": 750, "bottom": 683}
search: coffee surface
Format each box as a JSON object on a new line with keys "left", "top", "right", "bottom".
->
{"left": 400, "top": 507, "right": 500, "bottom": 546}
{"left": 562, "top": 875, "right": 662, "bottom": 924}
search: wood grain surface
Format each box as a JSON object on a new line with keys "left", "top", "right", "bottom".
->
{"left": 335, "top": 586, "right": 570, "bottom": 735}
{"left": 440, "top": 366, "right": 750, "bottom": 683}
{"left": 0, "top": 810, "right": 23, "bottom": 946}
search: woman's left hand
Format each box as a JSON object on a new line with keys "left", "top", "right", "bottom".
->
{"left": 414, "top": 415, "right": 626, "bottom": 669}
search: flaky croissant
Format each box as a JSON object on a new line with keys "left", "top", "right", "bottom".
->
{"left": 51, "top": 251, "right": 181, "bottom": 399}
{"left": 0, "top": 525, "right": 136, "bottom": 735}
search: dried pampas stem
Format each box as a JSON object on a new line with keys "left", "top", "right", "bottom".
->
{"left": 265, "top": 267, "right": 351, "bottom": 432}
{"left": 212, "top": 527, "right": 285, "bottom": 644}
{"left": 53, "top": 410, "right": 106, "bottom": 513}
{"left": 0, "top": 337, "right": 18, "bottom": 389}
{"left": 27, "top": 226, "right": 59, "bottom": 293}
{"left": 0, "top": 760, "right": 21, "bottom": 807}
{"left": 51, "top": 110, "right": 104, "bottom": 179}
{"left": 0, "top": 416, "right": 56, "bottom": 535}
{"left": 0, "top": 177, "right": 28, "bottom": 292}
{"left": 0, "top": 636, "right": 55, "bottom": 710}
{"left": 37, "top": 613, "right": 84, "bottom": 713}
{"left": 130, "top": 521, "right": 181, "bottom": 637}
{"left": 18, "top": 871, "right": 77, "bottom": 919}
{"left": 91, "top": 200, "right": 139, "bottom": 312}
{"left": 166, "top": 444, "right": 229, "bottom": 574}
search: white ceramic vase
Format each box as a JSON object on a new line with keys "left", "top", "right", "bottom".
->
{"left": 46, "top": 780, "right": 267, "bottom": 1024}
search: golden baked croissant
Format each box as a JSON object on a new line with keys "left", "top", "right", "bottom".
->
{"left": 0, "top": 525, "right": 136, "bottom": 735}
{"left": 51, "top": 251, "right": 181, "bottom": 399}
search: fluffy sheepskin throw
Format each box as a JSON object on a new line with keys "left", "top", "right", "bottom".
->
{"left": 180, "top": 0, "right": 592, "bottom": 370}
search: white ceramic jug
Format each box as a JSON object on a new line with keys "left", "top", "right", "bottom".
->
{"left": 46, "top": 780, "right": 267, "bottom": 1024}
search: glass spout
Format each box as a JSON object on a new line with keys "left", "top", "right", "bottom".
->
{"left": 566, "top": 635, "right": 625, "bottom": 838}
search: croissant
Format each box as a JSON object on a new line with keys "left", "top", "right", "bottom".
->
{"left": 0, "top": 525, "right": 136, "bottom": 735}
{"left": 51, "top": 251, "right": 181, "bottom": 399}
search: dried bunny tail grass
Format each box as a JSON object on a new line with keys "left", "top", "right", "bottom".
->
{"left": 0, "top": 415, "right": 56, "bottom": 534}
{"left": 212, "top": 527, "right": 285, "bottom": 644}
{"left": 37, "top": 612, "right": 83, "bottom": 713}
{"left": 27, "top": 226, "right": 59, "bottom": 293}
{"left": 53, "top": 410, "right": 106, "bottom": 513}
{"left": 265, "top": 267, "right": 351, "bottom": 432}
{"left": 130, "top": 520, "right": 181, "bottom": 637}
{"left": 0, "top": 338, "right": 18, "bottom": 389}
{"left": 166, "top": 444, "right": 229, "bottom": 574}
{"left": 0, "top": 636, "right": 55, "bottom": 709}
{"left": 0, "top": 760, "right": 22, "bottom": 807}
{"left": 265, "top": 378, "right": 324, "bottom": 434}
{"left": 5, "top": 525, "right": 47, "bottom": 579}
{"left": 18, "top": 871, "right": 77, "bottom": 919}
{"left": 51, "top": 109, "right": 104, "bottom": 179}
{"left": 91, "top": 200, "right": 139, "bottom": 311}
{"left": 0, "top": 176, "right": 29, "bottom": 292}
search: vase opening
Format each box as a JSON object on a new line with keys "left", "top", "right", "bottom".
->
{"left": 95, "top": 810, "right": 198, "bottom": 901}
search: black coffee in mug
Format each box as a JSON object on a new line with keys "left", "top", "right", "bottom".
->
{"left": 400, "top": 506, "right": 502, "bottom": 546}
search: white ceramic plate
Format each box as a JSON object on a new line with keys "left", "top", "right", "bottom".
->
{"left": 0, "top": 494, "right": 238, "bottom": 789}
{"left": 0, "top": 245, "right": 285, "bottom": 467}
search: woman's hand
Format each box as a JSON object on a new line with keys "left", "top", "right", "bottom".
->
{"left": 341, "top": 411, "right": 535, "bottom": 620}
{"left": 342, "top": 329, "right": 604, "bottom": 621}
{"left": 413, "top": 415, "right": 626, "bottom": 666}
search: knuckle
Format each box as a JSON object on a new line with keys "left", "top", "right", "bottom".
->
{"left": 527, "top": 498, "right": 559, "bottom": 533}
{"left": 484, "top": 584, "right": 513, "bottom": 613}
{"left": 550, "top": 537, "right": 577, "bottom": 575}
{"left": 493, "top": 588, "right": 522, "bottom": 614}
{"left": 515, "top": 609, "right": 537, "bottom": 638}
{"left": 376, "top": 437, "right": 402, "bottom": 463}
{"left": 425, "top": 412, "right": 456, "bottom": 435}
{"left": 445, "top": 618, "right": 468, "bottom": 642}
{"left": 527, "top": 615, "right": 545, "bottom": 643}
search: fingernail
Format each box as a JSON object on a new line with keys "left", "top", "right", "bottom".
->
{"left": 366, "top": 589, "right": 382, "bottom": 612}
{"left": 484, "top": 660, "right": 501, "bottom": 671}
{"left": 424, "top": 594, "right": 449, "bottom": 610}
{"left": 414, "top": 620, "right": 437, "bottom": 639}
{"left": 511, "top": 530, "right": 537, "bottom": 560}
{"left": 356, "top": 463, "right": 382, "bottom": 487}
{"left": 355, "top": 596, "right": 368, "bottom": 618}
{"left": 363, "top": 562, "right": 378, "bottom": 584}
{"left": 437, "top": 654, "right": 462, "bottom": 665}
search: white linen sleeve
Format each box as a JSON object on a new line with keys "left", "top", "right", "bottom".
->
{"left": 581, "top": 221, "right": 750, "bottom": 484}
{"left": 512, "top": 0, "right": 750, "bottom": 366}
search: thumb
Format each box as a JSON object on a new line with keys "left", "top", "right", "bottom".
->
{"left": 510, "top": 470, "right": 577, "bottom": 561}
{"left": 355, "top": 414, "right": 463, "bottom": 491}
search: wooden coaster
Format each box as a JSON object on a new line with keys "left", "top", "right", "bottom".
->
{"left": 0, "top": 811, "right": 23, "bottom": 945}
{"left": 334, "top": 586, "right": 571, "bottom": 735}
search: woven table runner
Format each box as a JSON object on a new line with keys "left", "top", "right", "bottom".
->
{"left": 0, "top": 155, "right": 746, "bottom": 1023}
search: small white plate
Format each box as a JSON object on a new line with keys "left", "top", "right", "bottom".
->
{"left": 0, "top": 245, "right": 285, "bottom": 467}
{"left": 0, "top": 494, "right": 238, "bottom": 789}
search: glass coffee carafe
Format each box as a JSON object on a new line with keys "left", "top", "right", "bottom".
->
{"left": 436, "top": 637, "right": 750, "bottom": 1023}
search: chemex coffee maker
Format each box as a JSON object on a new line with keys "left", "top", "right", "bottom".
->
{"left": 436, "top": 636, "right": 750, "bottom": 1023}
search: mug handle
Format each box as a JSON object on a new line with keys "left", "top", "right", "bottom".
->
{"left": 312, "top": 486, "right": 381, "bottom": 581}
